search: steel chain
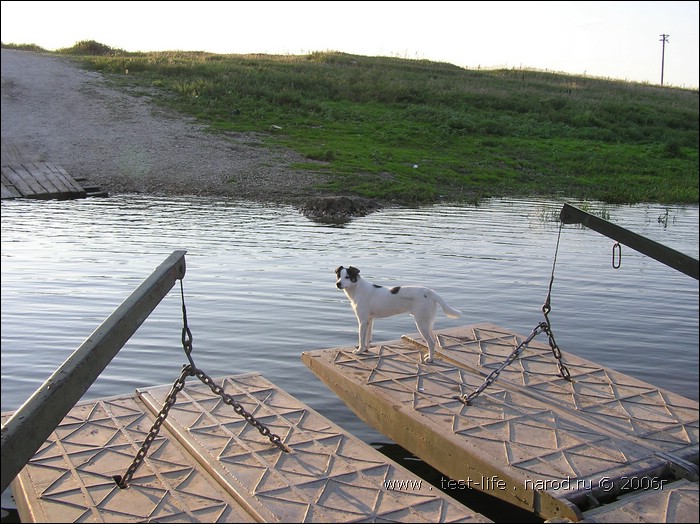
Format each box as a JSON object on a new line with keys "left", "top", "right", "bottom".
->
{"left": 176, "top": 279, "right": 287, "bottom": 452}
{"left": 541, "top": 220, "right": 572, "bottom": 381}
{"left": 114, "top": 279, "right": 288, "bottom": 489}
{"left": 113, "top": 364, "right": 193, "bottom": 488}
{"left": 193, "top": 368, "right": 288, "bottom": 451}
{"left": 455, "top": 323, "right": 547, "bottom": 405}
{"left": 456, "top": 220, "right": 572, "bottom": 406}
{"left": 542, "top": 306, "right": 572, "bottom": 381}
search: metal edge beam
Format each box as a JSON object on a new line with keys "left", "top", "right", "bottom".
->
{"left": 559, "top": 203, "right": 699, "bottom": 280}
{"left": 1, "top": 250, "right": 187, "bottom": 493}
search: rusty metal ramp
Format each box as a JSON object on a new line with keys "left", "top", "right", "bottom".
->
{"left": 4, "top": 372, "right": 490, "bottom": 523}
{"left": 302, "top": 323, "right": 699, "bottom": 522}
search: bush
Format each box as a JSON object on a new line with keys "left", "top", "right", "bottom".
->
{"left": 59, "top": 40, "right": 123, "bottom": 56}
{"left": 663, "top": 140, "right": 683, "bottom": 158}
{"left": 1, "top": 42, "right": 47, "bottom": 52}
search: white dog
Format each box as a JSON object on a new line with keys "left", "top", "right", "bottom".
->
{"left": 335, "top": 266, "right": 462, "bottom": 363}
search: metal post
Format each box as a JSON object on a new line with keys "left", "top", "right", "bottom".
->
{"left": 660, "top": 34, "right": 669, "bottom": 86}
{"left": 1, "top": 250, "right": 187, "bottom": 494}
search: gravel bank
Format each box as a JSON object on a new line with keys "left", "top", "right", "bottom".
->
{"left": 1, "top": 48, "right": 330, "bottom": 204}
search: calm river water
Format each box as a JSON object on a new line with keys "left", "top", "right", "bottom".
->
{"left": 1, "top": 196, "right": 698, "bottom": 518}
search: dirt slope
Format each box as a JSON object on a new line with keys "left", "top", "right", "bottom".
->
{"left": 1, "top": 48, "right": 326, "bottom": 202}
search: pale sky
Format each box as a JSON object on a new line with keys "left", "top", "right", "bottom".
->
{"left": 1, "top": 1, "right": 698, "bottom": 88}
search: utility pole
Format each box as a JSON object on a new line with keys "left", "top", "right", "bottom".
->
{"left": 659, "top": 34, "right": 669, "bottom": 86}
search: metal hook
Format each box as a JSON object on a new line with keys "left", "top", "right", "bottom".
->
{"left": 612, "top": 242, "right": 621, "bottom": 269}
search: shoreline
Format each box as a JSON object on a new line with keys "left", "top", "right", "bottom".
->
{"left": 1, "top": 48, "right": 348, "bottom": 213}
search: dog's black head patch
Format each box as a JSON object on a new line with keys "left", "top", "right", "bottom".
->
{"left": 336, "top": 265, "right": 360, "bottom": 283}
{"left": 347, "top": 266, "right": 360, "bottom": 282}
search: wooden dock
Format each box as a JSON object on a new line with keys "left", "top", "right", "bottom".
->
{"left": 2, "top": 372, "right": 490, "bottom": 523}
{"left": 302, "top": 323, "right": 699, "bottom": 522}
{"left": 1, "top": 162, "right": 106, "bottom": 200}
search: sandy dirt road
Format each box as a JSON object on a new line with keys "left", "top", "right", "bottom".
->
{"left": 1, "top": 48, "right": 326, "bottom": 202}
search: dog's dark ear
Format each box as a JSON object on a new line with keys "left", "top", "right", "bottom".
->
{"left": 335, "top": 266, "right": 344, "bottom": 276}
{"left": 347, "top": 266, "right": 360, "bottom": 281}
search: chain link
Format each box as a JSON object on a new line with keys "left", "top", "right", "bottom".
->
{"left": 612, "top": 241, "right": 622, "bottom": 269}
{"left": 114, "top": 279, "right": 289, "bottom": 489}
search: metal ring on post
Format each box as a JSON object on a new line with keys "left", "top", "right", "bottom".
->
{"left": 612, "top": 241, "right": 622, "bottom": 269}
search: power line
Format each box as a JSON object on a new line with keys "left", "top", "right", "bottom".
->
{"left": 659, "top": 34, "right": 669, "bottom": 86}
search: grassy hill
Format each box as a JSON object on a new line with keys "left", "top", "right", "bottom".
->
{"left": 5, "top": 40, "right": 699, "bottom": 205}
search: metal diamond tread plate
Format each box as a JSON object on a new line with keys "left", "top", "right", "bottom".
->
{"left": 4, "top": 395, "right": 256, "bottom": 523}
{"left": 302, "top": 323, "right": 699, "bottom": 522}
{"left": 4, "top": 373, "right": 491, "bottom": 523}
{"left": 403, "top": 322, "right": 698, "bottom": 459}
{"left": 138, "top": 372, "right": 490, "bottom": 523}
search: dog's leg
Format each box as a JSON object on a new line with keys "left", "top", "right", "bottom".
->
{"left": 413, "top": 303, "right": 438, "bottom": 363}
{"left": 420, "top": 328, "right": 436, "bottom": 363}
{"left": 354, "top": 318, "right": 370, "bottom": 354}
{"left": 365, "top": 318, "right": 374, "bottom": 349}
{"left": 415, "top": 317, "right": 437, "bottom": 363}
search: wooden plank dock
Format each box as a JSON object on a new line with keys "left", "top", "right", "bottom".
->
{"left": 302, "top": 322, "right": 699, "bottom": 522}
{"left": 1, "top": 162, "right": 105, "bottom": 200}
{"left": 2, "top": 372, "right": 491, "bottom": 523}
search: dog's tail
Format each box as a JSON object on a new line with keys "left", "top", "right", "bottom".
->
{"left": 432, "top": 292, "right": 462, "bottom": 318}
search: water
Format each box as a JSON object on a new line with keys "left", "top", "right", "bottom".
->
{"left": 1, "top": 196, "right": 698, "bottom": 519}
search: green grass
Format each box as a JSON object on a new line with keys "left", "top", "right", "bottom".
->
{"left": 4, "top": 40, "right": 698, "bottom": 205}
